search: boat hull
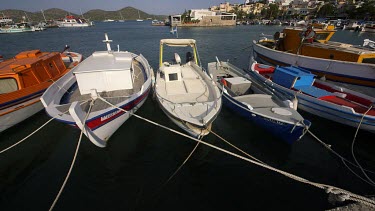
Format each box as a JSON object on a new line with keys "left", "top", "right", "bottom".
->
{"left": 77, "top": 87, "right": 151, "bottom": 146}
{"left": 155, "top": 97, "right": 215, "bottom": 139}
{"left": 222, "top": 90, "right": 306, "bottom": 144}
{"left": 252, "top": 41, "right": 375, "bottom": 87}
{"left": 0, "top": 97, "right": 43, "bottom": 132}
{"left": 58, "top": 23, "right": 93, "bottom": 27}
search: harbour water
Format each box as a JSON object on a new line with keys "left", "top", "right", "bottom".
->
{"left": 0, "top": 21, "right": 374, "bottom": 210}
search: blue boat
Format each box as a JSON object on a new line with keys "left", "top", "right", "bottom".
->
{"left": 250, "top": 61, "right": 375, "bottom": 133}
{"left": 208, "top": 58, "right": 311, "bottom": 144}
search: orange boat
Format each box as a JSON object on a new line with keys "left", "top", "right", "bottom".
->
{"left": 0, "top": 48, "right": 82, "bottom": 132}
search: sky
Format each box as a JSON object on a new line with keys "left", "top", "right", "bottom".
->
{"left": 0, "top": 0, "right": 239, "bottom": 15}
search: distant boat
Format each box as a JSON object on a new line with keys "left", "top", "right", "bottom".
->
{"left": 118, "top": 11, "right": 125, "bottom": 22}
{"left": 152, "top": 20, "right": 165, "bottom": 26}
{"left": 0, "top": 47, "right": 83, "bottom": 132}
{"left": 208, "top": 59, "right": 310, "bottom": 144}
{"left": 57, "top": 15, "right": 93, "bottom": 27}
{"left": 103, "top": 19, "right": 115, "bottom": 22}
{"left": 361, "top": 22, "right": 375, "bottom": 33}
{"left": 0, "top": 22, "right": 36, "bottom": 33}
{"left": 154, "top": 39, "right": 222, "bottom": 138}
{"left": 41, "top": 34, "right": 153, "bottom": 147}
{"left": 136, "top": 10, "right": 143, "bottom": 22}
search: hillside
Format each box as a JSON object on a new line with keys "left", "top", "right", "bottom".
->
{"left": 84, "top": 7, "right": 165, "bottom": 21}
{"left": 0, "top": 7, "right": 166, "bottom": 22}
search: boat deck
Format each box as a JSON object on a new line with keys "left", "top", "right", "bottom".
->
{"left": 305, "top": 41, "right": 375, "bottom": 55}
{"left": 157, "top": 64, "right": 214, "bottom": 104}
{"left": 56, "top": 59, "right": 146, "bottom": 113}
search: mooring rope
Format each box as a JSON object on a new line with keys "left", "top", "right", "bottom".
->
{"left": 307, "top": 130, "right": 375, "bottom": 185}
{"left": 0, "top": 100, "right": 90, "bottom": 155}
{"left": 164, "top": 141, "right": 201, "bottom": 186}
{"left": 49, "top": 100, "right": 94, "bottom": 211}
{"left": 97, "top": 96, "right": 375, "bottom": 207}
{"left": 351, "top": 105, "right": 375, "bottom": 186}
{"left": 209, "top": 129, "right": 265, "bottom": 164}
{"left": 0, "top": 117, "right": 56, "bottom": 154}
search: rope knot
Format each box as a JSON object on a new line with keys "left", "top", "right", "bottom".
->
{"left": 337, "top": 194, "right": 350, "bottom": 202}
{"left": 325, "top": 187, "right": 333, "bottom": 193}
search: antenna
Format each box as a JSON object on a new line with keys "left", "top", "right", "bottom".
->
{"left": 103, "top": 33, "right": 113, "bottom": 52}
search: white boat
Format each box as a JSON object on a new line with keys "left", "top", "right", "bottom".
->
{"left": 136, "top": 10, "right": 143, "bottom": 22}
{"left": 0, "top": 22, "right": 35, "bottom": 33}
{"left": 57, "top": 15, "right": 93, "bottom": 27}
{"left": 41, "top": 34, "right": 153, "bottom": 147}
{"left": 103, "top": 19, "right": 115, "bottom": 22}
{"left": 154, "top": 39, "right": 222, "bottom": 138}
{"left": 342, "top": 21, "right": 362, "bottom": 31}
{"left": 118, "top": 11, "right": 125, "bottom": 22}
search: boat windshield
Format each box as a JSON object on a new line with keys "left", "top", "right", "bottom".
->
{"left": 0, "top": 78, "right": 18, "bottom": 94}
{"left": 362, "top": 58, "right": 375, "bottom": 64}
{"left": 314, "top": 32, "right": 331, "bottom": 41}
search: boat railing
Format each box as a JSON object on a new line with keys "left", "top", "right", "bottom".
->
{"left": 258, "top": 33, "right": 274, "bottom": 41}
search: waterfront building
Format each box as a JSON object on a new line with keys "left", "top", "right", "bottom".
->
{"left": 190, "top": 9, "right": 216, "bottom": 20}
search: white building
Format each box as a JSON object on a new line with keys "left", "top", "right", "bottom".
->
{"left": 190, "top": 9, "right": 216, "bottom": 21}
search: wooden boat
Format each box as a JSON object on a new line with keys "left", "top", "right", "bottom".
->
{"left": 0, "top": 48, "right": 82, "bottom": 132}
{"left": 154, "top": 39, "right": 222, "bottom": 138}
{"left": 57, "top": 15, "right": 93, "bottom": 27}
{"left": 252, "top": 25, "right": 375, "bottom": 87}
{"left": 208, "top": 59, "right": 310, "bottom": 144}
{"left": 41, "top": 34, "right": 153, "bottom": 147}
{"left": 250, "top": 61, "right": 375, "bottom": 133}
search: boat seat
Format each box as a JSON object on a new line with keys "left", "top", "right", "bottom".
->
{"left": 234, "top": 94, "right": 279, "bottom": 108}
{"left": 294, "top": 85, "right": 332, "bottom": 98}
{"left": 181, "top": 66, "right": 199, "bottom": 79}
{"left": 166, "top": 81, "right": 187, "bottom": 95}
{"left": 184, "top": 79, "right": 205, "bottom": 94}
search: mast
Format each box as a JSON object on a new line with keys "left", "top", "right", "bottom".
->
{"left": 80, "top": 9, "right": 85, "bottom": 19}
{"left": 24, "top": 12, "right": 31, "bottom": 22}
{"left": 41, "top": 9, "right": 47, "bottom": 22}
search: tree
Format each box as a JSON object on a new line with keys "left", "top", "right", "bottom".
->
{"left": 268, "top": 4, "right": 279, "bottom": 19}
{"left": 316, "top": 3, "right": 336, "bottom": 18}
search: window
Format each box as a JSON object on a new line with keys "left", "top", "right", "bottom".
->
{"left": 314, "top": 33, "right": 330, "bottom": 40}
{"left": 168, "top": 73, "right": 178, "bottom": 81}
{"left": 362, "top": 58, "right": 375, "bottom": 64}
{"left": 0, "top": 78, "right": 18, "bottom": 94}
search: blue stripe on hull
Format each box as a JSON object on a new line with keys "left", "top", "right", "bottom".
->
{"left": 222, "top": 95, "right": 304, "bottom": 144}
